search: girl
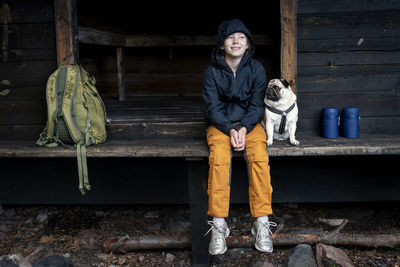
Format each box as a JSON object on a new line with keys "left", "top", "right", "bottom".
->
{"left": 202, "top": 18, "right": 275, "bottom": 255}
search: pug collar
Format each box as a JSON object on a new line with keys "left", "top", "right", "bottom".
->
{"left": 266, "top": 103, "right": 296, "bottom": 134}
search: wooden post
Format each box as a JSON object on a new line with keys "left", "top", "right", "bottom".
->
{"left": 280, "top": 0, "right": 297, "bottom": 93}
{"left": 186, "top": 158, "right": 210, "bottom": 267}
{"left": 117, "top": 47, "right": 126, "bottom": 101}
{"left": 1, "top": 4, "right": 11, "bottom": 62}
{"left": 54, "top": 0, "right": 79, "bottom": 66}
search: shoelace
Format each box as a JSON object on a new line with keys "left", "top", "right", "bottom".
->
{"left": 256, "top": 221, "right": 277, "bottom": 239}
{"left": 204, "top": 221, "right": 229, "bottom": 241}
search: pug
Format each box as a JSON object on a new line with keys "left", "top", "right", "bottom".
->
{"left": 262, "top": 79, "right": 299, "bottom": 146}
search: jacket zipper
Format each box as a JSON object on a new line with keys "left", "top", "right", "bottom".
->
{"left": 230, "top": 72, "right": 236, "bottom": 121}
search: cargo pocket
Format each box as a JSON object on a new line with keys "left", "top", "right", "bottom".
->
{"left": 245, "top": 148, "right": 269, "bottom": 164}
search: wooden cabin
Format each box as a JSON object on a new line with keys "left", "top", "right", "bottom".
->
{"left": 1, "top": 0, "right": 399, "bottom": 265}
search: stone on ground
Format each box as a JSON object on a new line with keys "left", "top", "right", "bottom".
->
{"left": 32, "top": 255, "right": 73, "bottom": 267}
{"left": 316, "top": 243, "right": 354, "bottom": 267}
{"left": 288, "top": 244, "right": 317, "bottom": 267}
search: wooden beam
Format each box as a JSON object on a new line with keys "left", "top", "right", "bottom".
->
{"left": 187, "top": 158, "right": 210, "bottom": 266}
{"left": 117, "top": 47, "right": 126, "bottom": 101}
{"left": 281, "top": 0, "right": 297, "bottom": 93}
{"left": 78, "top": 27, "right": 273, "bottom": 47}
{"left": 78, "top": 27, "right": 125, "bottom": 47}
{"left": 54, "top": 0, "right": 78, "bottom": 65}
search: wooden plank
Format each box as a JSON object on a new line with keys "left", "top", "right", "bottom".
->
{"left": 106, "top": 122, "right": 206, "bottom": 140}
{"left": 298, "top": 51, "right": 400, "bottom": 67}
{"left": 107, "top": 112, "right": 204, "bottom": 123}
{"left": 78, "top": 27, "right": 125, "bottom": 46}
{"left": 299, "top": 10, "right": 400, "bottom": 26}
{"left": 0, "top": 48, "right": 56, "bottom": 62}
{"left": 0, "top": 61, "right": 55, "bottom": 88}
{"left": 280, "top": 0, "right": 297, "bottom": 93}
{"left": 125, "top": 35, "right": 219, "bottom": 47}
{"left": 0, "top": 86, "right": 46, "bottom": 100}
{"left": 0, "top": 125, "right": 44, "bottom": 141}
{"left": 0, "top": 60, "right": 55, "bottom": 75}
{"left": 103, "top": 96, "right": 204, "bottom": 107}
{"left": 78, "top": 26, "right": 273, "bottom": 47}
{"left": 1, "top": 3, "right": 12, "bottom": 63}
{"left": 298, "top": 74, "right": 400, "bottom": 93}
{"left": 116, "top": 47, "right": 125, "bottom": 101}
{"left": 0, "top": 100, "right": 46, "bottom": 124}
{"left": 125, "top": 34, "right": 273, "bottom": 47}
{"left": 298, "top": 37, "right": 400, "bottom": 52}
{"left": 54, "top": 0, "right": 78, "bottom": 65}
{"left": 298, "top": 0, "right": 400, "bottom": 14}
{"left": 298, "top": 23, "right": 400, "bottom": 40}
{"left": 103, "top": 96, "right": 204, "bottom": 108}
{"left": 91, "top": 73, "right": 203, "bottom": 96}
{"left": 298, "top": 64, "right": 400, "bottom": 77}
{"left": 1, "top": 135, "right": 400, "bottom": 158}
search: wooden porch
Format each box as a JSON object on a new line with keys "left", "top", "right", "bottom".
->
{"left": 1, "top": 0, "right": 400, "bottom": 266}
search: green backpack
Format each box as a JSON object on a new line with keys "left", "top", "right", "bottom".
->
{"left": 37, "top": 62, "right": 109, "bottom": 195}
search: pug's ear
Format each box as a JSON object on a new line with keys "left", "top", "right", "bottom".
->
{"left": 280, "top": 79, "right": 290, "bottom": 88}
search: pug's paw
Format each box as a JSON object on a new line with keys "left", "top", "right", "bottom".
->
{"left": 290, "top": 139, "right": 300, "bottom": 146}
{"left": 267, "top": 139, "right": 274, "bottom": 146}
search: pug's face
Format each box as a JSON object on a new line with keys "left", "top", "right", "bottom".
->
{"left": 266, "top": 79, "right": 291, "bottom": 101}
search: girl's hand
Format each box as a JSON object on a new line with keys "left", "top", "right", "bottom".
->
{"left": 230, "top": 128, "right": 246, "bottom": 151}
{"left": 230, "top": 129, "right": 239, "bottom": 148}
{"left": 235, "top": 127, "right": 247, "bottom": 151}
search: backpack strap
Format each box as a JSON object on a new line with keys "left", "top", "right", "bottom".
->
{"left": 77, "top": 144, "right": 90, "bottom": 195}
{"left": 59, "top": 55, "right": 73, "bottom": 67}
{"left": 76, "top": 90, "right": 94, "bottom": 195}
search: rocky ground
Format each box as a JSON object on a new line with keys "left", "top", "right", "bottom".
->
{"left": 0, "top": 202, "right": 399, "bottom": 266}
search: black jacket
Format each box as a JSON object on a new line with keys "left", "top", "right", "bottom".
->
{"left": 202, "top": 19, "right": 266, "bottom": 135}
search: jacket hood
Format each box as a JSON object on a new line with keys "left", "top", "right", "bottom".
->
{"left": 213, "top": 19, "right": 255, "bottom": 67}
{"left": 217, "top": 19, "right": 254, "bottom": 48}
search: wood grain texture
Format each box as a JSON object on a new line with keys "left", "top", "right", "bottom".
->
{"left": 78, "top": 27, "right": 274, "bottom": 47}
{"left": 54, "top": 0, "right": 78, "bottom": 65}
{"left": 1, "top": 135, "right": 399, "bottom": 158}
{"left": 116, "top": 47, "right": 125, "bottom": 101}
{"left": 298, "top": 0, "right": 400, "bottom": 14}
{"left": 281, "top": 0, "right": 297, "bottom": 93}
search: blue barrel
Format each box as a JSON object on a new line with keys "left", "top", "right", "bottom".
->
{"left": 342, "top": 107, "right": 360, "bottom": 138}
{"left": 321, "top": 107, "right": 339, "bottom": 138}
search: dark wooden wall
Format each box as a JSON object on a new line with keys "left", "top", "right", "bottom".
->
{"left": 77, "top": 1, "right": 281, "bottom": 98}
{"left": 0, "top": 0, "right": 56, "bottom": 140}
{"left": 296, "top": 0, "right": 400, "bottom": 135}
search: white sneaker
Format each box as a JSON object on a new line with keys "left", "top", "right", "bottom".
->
{"left": 205, "top": 221, "right": 230, "bottom": 255}
{"left": 251, "top": 220, "right": 277, "bottom": 252}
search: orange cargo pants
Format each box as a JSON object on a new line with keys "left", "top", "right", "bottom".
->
{"left": 206, "top": 123, "right": 273, "bottom": 218}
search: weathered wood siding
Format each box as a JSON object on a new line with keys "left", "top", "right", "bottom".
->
{"left": 297, "top": 0, "right": 400, "bottom": 135}
{"left": 0, "top": 0, "right": 56, "bottom": 140}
